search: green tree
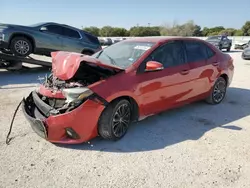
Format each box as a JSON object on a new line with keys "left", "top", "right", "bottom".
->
{"left": 160, "top": 20, "right": 201, "bottom": 36}
{"left": 242, "top": 21, "right": 250, "bottom": 36}
{"left": 111, "top": 27, "right": 129, "bottom": 36}
{"left": 83, "top": 26, "right": 100, "bottom": 36}
{"left": 99, "top": 26, "right": 114, "bottom": 37}
{"left": 234, "top": 29, "right": 244, "bottom": 36}
{"left": 193, "top": 25, "right": 202, "bottom": 36}
{"left": 201, "top": 27, "right": 209, "bottom": 36}
{"left": 129, "top": 26, "right": 160, "bottom": 36}
{"left": 219, "top": 28, "right": 236, "bottom": 36}
{"left": 202, "top": 26, "right": 225, "bottom": 36}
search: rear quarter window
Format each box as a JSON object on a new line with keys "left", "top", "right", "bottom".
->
{"left": 83, "top": 32, "right": 100, "bottom": 45}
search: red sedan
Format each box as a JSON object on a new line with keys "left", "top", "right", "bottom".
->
{"left": 22, "top": 37, "right": 234, "bottom": 144}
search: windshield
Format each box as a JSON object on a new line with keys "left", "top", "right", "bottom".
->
{"left": 207, "top": 36, "right": 221, "bottom": 40}
{"left": 92, "top": 41, "right": 155, "bottom": 69}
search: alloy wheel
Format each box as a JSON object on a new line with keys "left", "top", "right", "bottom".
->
{"left": 14, "top": 40, "right": 30, "bottom": 55}
{"left": 112, "top": 103, "right": 131, "bottom": 138}
{"left": 213, "top": 79, "right": 226, "bottom": 103}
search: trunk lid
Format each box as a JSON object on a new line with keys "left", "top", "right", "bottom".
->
{"left": 51, "top": 51, "right": 123, "bottom": 80}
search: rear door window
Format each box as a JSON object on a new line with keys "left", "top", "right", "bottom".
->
{"left": 184, "top": 41, "right": 209, "bottom": 62}
{"left": 62, "top": 27, "right": 81, "bottom": 39}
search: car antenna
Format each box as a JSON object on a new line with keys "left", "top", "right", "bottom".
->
{"left": 5, "top": 99, "right": 23, "bottom": 145}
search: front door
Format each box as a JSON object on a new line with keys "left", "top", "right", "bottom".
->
{"left": 134, "top": 40, "right": 192, "bottom": 117}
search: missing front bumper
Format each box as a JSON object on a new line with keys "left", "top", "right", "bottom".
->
{"left": 22, "top": 94, "right": 48, "bottom": 139}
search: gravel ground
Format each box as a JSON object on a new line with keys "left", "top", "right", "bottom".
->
{"left": 1, "top": 50, "right": 250, "bottom": 188}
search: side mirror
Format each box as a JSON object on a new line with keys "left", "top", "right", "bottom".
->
{"left": 145, "top": 61, "right": 164, "bottom": 72}
{"left": 40, "top": 26, "right": 47, "bottom": 31}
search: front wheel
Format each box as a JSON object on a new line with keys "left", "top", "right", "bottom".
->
{"left": 227, "top": 46, "right": 231, "bottom": 52}
{"left": 98, "top": 99, "right": 132, "bottom": 140}
{"left": 206, "top": 77, "right": 227, "bottom": 105}
{"left": 10, "top": 37, "right": 33, "bottom": 57}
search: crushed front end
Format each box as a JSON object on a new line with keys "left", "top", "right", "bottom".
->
{"left": 22, "top": 88, "right": 107, "bottom": 144}
{"left": 21, "top": 51, "right": 122, "bottom": 144}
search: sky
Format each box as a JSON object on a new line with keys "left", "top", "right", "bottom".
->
{"left": 1, "top": 0, "right": 249, "bottom": 29}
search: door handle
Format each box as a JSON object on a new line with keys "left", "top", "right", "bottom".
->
{"left": 180, "top": 70, "right": 189, "bottom": 75}
{"left": 212, "top": 62, "right": 219, "bottom": 66}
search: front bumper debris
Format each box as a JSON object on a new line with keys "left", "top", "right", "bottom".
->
{"left": 22, "top": 94, "right": 48, "bottom": 139}
{"left": 22, "top": 90, "right": 106, "bottom": 144}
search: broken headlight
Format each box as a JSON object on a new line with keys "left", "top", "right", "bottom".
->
{"left": 62, "top": 87, "right": 93, "bottom": 106}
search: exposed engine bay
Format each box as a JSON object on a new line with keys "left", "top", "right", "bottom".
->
{"left": 44, "top": 62, "right": 118, "bottom": 90}
{"left": 39, "top": 62, "right": 121, "bottom": 114}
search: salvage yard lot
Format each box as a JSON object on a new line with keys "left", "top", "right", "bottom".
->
{"left": 1, "top": 51, "right": 250, "bottom": 188}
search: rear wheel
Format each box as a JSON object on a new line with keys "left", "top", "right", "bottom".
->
{"left": 10, "top": 37, "right": 33, "bottom": 57}
{"left": 98, "top": 99, "right": 132, "bottom": 140}
{"left": 206, "top": 77, "right": 227, "bottom": 105}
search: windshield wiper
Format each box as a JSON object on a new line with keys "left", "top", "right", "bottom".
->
{"left": 95, "top": 50, "right": 117, "bottom": 66}
{"left": 96, "top": 50, "right": 103, "bottom": 58}
{"left": 104, "top": 53, "right": 117, "bottom": 65}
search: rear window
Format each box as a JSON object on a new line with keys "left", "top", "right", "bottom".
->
{"left": 84, "top": 32, "right": 100, "bottom": 45}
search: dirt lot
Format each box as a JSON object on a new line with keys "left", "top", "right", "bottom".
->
{"left": 1, "top": 51, "right": 250, "bottom": 188}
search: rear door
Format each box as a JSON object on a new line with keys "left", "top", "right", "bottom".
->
{"left": 183, "top": 40, "right": 215, "bottom": 99}
{"left": 135, "top": 40, "right": 192, "bottom": 116}
{"left": 39, "top": 24, "right": 64, "bottom": 51}
{"left": 61, "top": 27, "right": 83, "bottom": 53}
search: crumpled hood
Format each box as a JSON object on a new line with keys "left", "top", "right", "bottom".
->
{"left": 51, "top": 51, "right": 123, "bottom": 80}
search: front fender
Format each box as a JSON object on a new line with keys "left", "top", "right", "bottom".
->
{"left": 8, "top": 31, "right": 36, "bottom": 48}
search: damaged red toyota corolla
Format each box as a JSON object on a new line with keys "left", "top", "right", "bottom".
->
{"left": 22, "top": 37, "right": 234, "bottom": 144}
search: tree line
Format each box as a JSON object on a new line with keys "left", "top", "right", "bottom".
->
{"left": 83, "top": 20, "right": 250, "bottom": 37}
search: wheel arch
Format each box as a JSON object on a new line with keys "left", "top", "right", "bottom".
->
{"left": 108, "top": 95, "right": 140, "bottom": 122}
{"left": 220, "top": 73, "right": 229, "bottom": 86}
{"left": 9, "top": 32, "right": 36, "bottom": 52}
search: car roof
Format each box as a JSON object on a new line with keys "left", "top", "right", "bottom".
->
{"left": 126, "top": 36, "right": 205, "bottom": 43}
{"left": 41, "top": 22, "right": 81, "bottom": 31}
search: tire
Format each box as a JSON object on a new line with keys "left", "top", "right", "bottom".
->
{"left": 227, "top": 46, "right": 231, "bottom": 52}
{"left": 10, "top": 37, "right": 33, "bottom": 57}
{"left": 205, "top": 77, "right": 227, "bottom": 105}
{"left": 98, "top": 99, "right": 132, "bottom": 140}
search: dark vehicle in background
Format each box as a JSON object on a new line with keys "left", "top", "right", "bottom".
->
{"left": 0, "top": 22, "right": 101, "bottom": 57}
{"left": 242, "top": 47, "right": 250, "bottom": 60}
{"left": 98, "top": 37, "right": 113, "bottom": 46}
{"left": 205, "top": 35, "right": 232, "bottom": 51}
{"left": 235, "top": 40, "right": 250, "bottom": 50}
